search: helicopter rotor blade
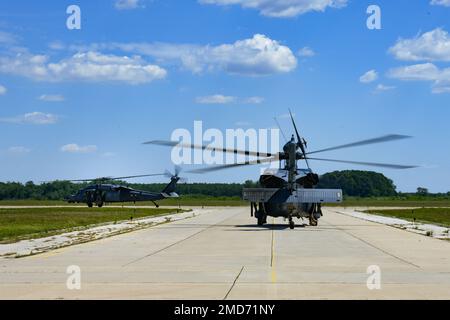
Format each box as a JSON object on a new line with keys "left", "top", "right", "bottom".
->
{"left": 288, "top": 109, "right": 310, "bottom": 170}
{"left": 143, "top": 140, "right": 275, "bottom": 158}
{"left": 306, "top": 157, "right": 418, "bottom": 169}
{"left": 110, "top": 173, "right": 166, "bottom": 180}
{"left": 273, "top": 117, "right": 288, "bottom": 142}
{"left": 188, "top": 157, "right": 278, "bottom": 174}
{"left": 68, "top": 173, "right": 166, "bottom": 182}
{"left": 69, "top": 177, "right": 112, "bottom": 182}
{"left": 306, "top": 134, "right": 412, "bottom": 155}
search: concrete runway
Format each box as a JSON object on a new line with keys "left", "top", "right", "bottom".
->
{"left": 1, "top": 207, "right": 449, "bottom": 299}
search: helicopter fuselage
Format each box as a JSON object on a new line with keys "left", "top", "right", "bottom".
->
{"left": 66, "top": 180, "right": 179, "bottom": 207}
{"left": 243, "top": 168, "right": 342, "bottom": 227}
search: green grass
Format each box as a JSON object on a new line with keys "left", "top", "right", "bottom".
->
{"left": 364, "top": 208, "right": 450, "bottom": 227}
{"left": 0, "top": 199, "right": 71, "bottom": 206}
{"left": 325, "top": 197, "right": 450, "bottom": 207}
{"left": 0, "top": 207, "right": 186, "bottom": 244}
{"left": 0, "top": 196, "right": 247, "bottom": 207}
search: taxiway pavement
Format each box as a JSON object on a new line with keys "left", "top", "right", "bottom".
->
{"left": 1, "top": 207, "right": 449, "bottom": 299}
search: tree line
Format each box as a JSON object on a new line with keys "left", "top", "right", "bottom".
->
{"left": 0, "top": 171, "right": 447, "bottom": 200}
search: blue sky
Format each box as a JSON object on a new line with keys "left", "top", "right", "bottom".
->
{"left": 0, "top": 0, "right": 449, "bottom": 192}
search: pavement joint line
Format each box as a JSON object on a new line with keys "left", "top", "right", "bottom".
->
{"left": 223, "top": 266, "right": 244, "bottom": 300}
{"left": 122, "top": 211, "right": 242, "bottom": 267}
{"left": 322, "top": 219, "right": 421, "bottom": 269}
{"left": 270, "top": 218, "right": 277, "bottom": 283}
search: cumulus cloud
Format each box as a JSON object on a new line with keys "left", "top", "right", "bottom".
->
{"left": 101, "top": 34, "right": 297, "bottom": 76}
{"left": 297, "top": 46, "right": 315, "bottom": 57}
{"left": 198, "top": 0, "right": 348, "bottom": 18}
{"left": 196, "top": 94, "right": 264, "bottom": 104}
{"left": 61, "top": 144, "right": 98, "bottom": 154}
{"left": 359, "top": 69, "right": 378, "bottom": 83}
{"left": 38, "top": 94, "right": 65, "bottom": 102}
{"left": 0, "top": 112, "right": 58, "bottom": 125}
{"left": 0, "top": 51, "right": 167, "bottom": 84}
{"left": 430, "top": 0, "right": 450, "bottom": 7}
{"left": 0, "top": 85, "right": 6, "bottom": 95}
{"left": 389, "top": 28, "right": 450, "bottom": 62}
{"left": 388, "top": 63, "right": 450, "bottom": 94}
{"left": 115, "top": 0, "right": 143, "bottom": 10}
{"left": 196, "top": 95, "right": 236, "bottom": 104}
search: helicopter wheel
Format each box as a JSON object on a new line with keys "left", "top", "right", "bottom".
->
{"left": 87, "top": 202, "right": 93, "bottom": 208}
{"left": 309, "top": 215, "right": 318, "bottom": 226}
{"left": 256, "top": 211, "right": 266, "bottom": 226}
{"left": 97, "top": 201, "right": 104, "bottom": 208}
{"left": 257, "top": 216, "right": 265, "bottom": 226}
{"left": 289, "top": 219, "right": 295, "bottom": 229}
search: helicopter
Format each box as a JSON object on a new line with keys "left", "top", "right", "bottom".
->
{"left": 144, "top": 110, "right": 417, "bottom": 229}
{"left": 65, "top": 168, "right": 184, "bottom": 208}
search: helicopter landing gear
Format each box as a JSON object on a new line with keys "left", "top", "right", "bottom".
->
{"left": 87, "top": 202, "right": 93, "bottom": 208}
{"left": 256, "top": 213, "right": 267, "bottom": 226}
{"left": 96, "top": 195, "right": 104, "bottom": 208}
{"left": 288, "top": 217, "right": 295, "bottom": 229}
{"left": 308, "top": 203, "right": 322, "bottom": 226}
{"left": 254, "top": 202, "right": 267, "bottom": 226}
{"left": 255, "top": 210, "right": 267, "bottom": 226}
{"left": 309, "top": 215, "right": 318, "bottom": 226}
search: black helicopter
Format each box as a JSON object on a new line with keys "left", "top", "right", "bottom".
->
{"left": 145, "top": 111, "right": 417, "bottom": 229}
{"left": 65, "top": 168, "right": 183, "bottom": 208}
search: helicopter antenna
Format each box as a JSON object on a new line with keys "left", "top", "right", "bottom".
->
{"left": 273, "top": 117, "right": 288, "bottom": 142}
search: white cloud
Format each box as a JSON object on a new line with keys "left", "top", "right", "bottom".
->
{"left": 102, "top": 34, "right": 297, "bottom": 76}
{"left": 196, "top": 94, "right": 236, "bottom": 104}
{"left": 196, "top": 94, "right": 265, "bottom": 104}
{"left": 388, "top": 63, "right": 440, "bottom": 81}
{"left": 0, "top": 85, "right": 6, "bottom": 95}
{"left": 388, "top": 63, "right": 450, "bottom": 94}
{"left": 38, "top": 94, "right": 65, "bottom": 102}
{"left": 243, "top": 96, "right": 264, "bottom": 104}
{"left": 7, "top": 146, "right": 31, "bottom": 155}
{"left": 430, "top": 0, "right": 450, "bottom": 7}
{"left": 359, "top": 69, "right": 378, "bottom": 83}
{"left": 375, "top": 84, "right": 396, "bottom": 92}
{"left": 297, "top": 47, "right": 315, "bottom": 57}
{"left": 115, "top": 0, "right": 142, "bottom": 10}
{"left": 61, "top": 144, "right": 98, "bottom": 154}
{"left": 389, "top": 28, "right": 450, "bottom": 62}
{"left": 199, "top": 0, "right": 348, "bottom": 18}
{"left": 0, "top": 51, "right": 167, "bottom": 84}
{"left": 0, "top": 112, "right": 59, "bottom": 125}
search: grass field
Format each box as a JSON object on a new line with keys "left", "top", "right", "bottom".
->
{"left": 0, "top": 197, "right": 247, "bottom": 207}
{"left": 364, "top": 208, "right": 450, "bottom": 227}
{"left": 2, "top": 197, "right": 450, "bottom": 208}
{"left": 325, "top": 198, "right": 450, "bottom": 207}
{"left": 0, "top": 207, "right": 186, "bottom": 244}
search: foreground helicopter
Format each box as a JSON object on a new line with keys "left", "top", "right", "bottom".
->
{"left": 65, "top": 168, "right": 183, "bottom": 208}
{"left": 145, "top": 111, "right": 417, "bottom": 229}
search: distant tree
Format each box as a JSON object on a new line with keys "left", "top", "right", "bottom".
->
{"left": 417, "top": 187, "right": 429, "bottom": 195}
{"left": 317, "top": 170, "right": 397, "bottom": 197}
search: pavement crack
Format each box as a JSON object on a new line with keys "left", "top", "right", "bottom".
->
{"left": 122, "top": 212, "right": 241, "bottom": 267}
{"left": 223, "top": 266, "right": 244, "bottom": 300}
